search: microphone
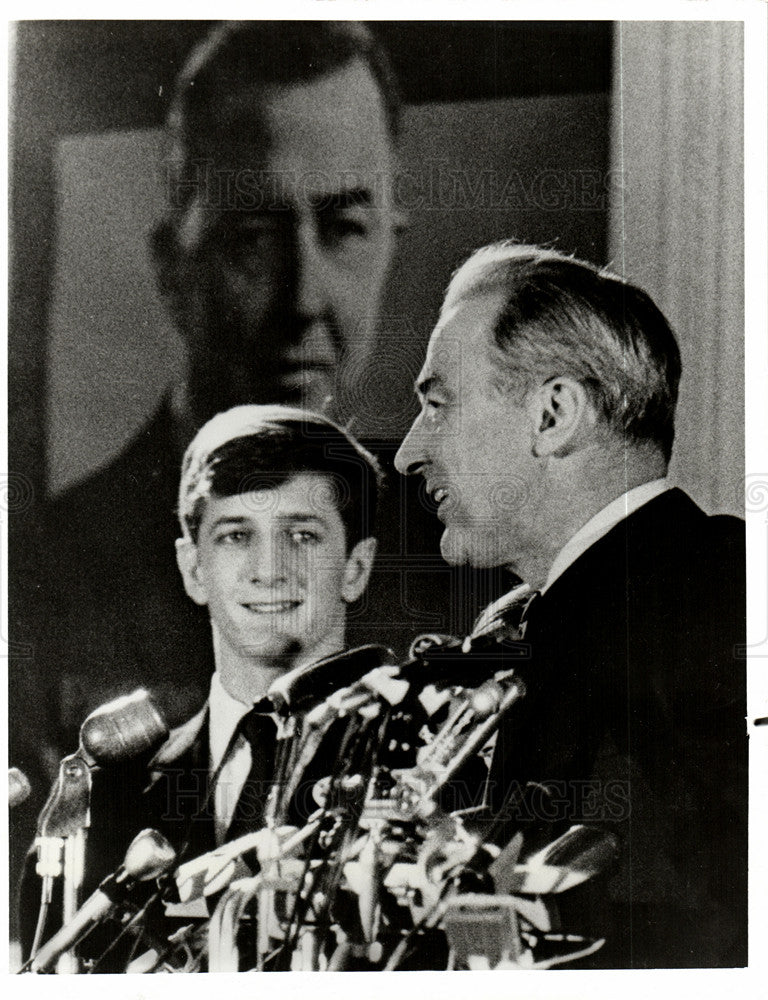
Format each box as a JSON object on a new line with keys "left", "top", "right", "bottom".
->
{"left": 36, "top": 754, "right": 92, "bottom": 843}
{"left": 28, "top": 829, "right": 176, "bottom": 973}
{"left": 490, "top": 824, "right": 621, "bottom": 896}
{"left": 267, "top": 644, "right": 395, "bottom": 713}
{"left": 398, "top": 633, "right": 527, "bottom": 692}
{"left": 79, "top": 689, "right": 168, "bottom": 766}
{"left": 35, "top": 690, "right": 168, "bottom": 864}
{"left": 174, "top": 820, "right": 320, "bottom": 903}
{"left": 9, "top": 767, "right": 31, "bottom": 808}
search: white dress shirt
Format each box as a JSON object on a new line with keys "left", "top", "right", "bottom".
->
{"left": 208, "top": 671, "right": 258, "bottom": 844}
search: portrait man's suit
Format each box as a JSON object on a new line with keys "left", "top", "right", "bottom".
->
{"left": 486, "top": 487, "right": 747, "bottom": 968}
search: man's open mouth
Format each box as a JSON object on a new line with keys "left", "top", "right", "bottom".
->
{"left": 242, "top": 600, "right": 302, "bottom": 614}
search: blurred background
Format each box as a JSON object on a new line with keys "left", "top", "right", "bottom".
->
{"left": 9, "top": 19, "right": 743, "bottom": 518}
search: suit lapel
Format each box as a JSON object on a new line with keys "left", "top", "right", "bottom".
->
{"left": 143, "top": 704, "right": 216, "bottom": 860}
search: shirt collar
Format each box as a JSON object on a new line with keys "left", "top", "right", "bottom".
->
{"left": 208, "top": 671, "right": 254, "bottom": 772}
{"left": 542, "top": 478, "right": 669, "bottom": 594}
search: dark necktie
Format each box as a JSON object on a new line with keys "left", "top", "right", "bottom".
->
{"left": 225, "top": 708, "right": 278, "bottom": 842}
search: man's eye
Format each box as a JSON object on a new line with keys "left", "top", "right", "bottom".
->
{"left": 289, "top": 529, "right": 321, "bottom": 546}
{"left": 220, "top": 218, "right": 287, "bottom": 267}
{"left": 216, "top": 530, "right": 249, "bottom": 545}
{"left": 321, "top": 210, "right": 373, "bottom": 247}
{"left": 424, "top": 398, "right": 444, "bottom": 413}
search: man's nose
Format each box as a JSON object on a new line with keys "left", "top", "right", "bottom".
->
{"left": 291, "top": 220, "right": 332, "bottom": 319}
{"left": 395, "top": 417, "right": 428, "bottom": 476}
{"left": 247, "top": 534, "right": 290, "bottom": 584}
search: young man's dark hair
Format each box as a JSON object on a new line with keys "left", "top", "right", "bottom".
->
{"left": 178, "top": 404, "right": 383, "bottom": 549}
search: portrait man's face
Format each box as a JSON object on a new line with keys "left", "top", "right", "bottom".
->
{"left": 163, "top": 58, "right": 398, "bottom": 426}
{"left": 176, "top": 473, "right": 375, "bottom": 670}
{"left": 395, "top": 292, "right": 543, "bottom": 572}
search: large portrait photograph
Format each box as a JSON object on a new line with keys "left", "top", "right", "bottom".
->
{"left": 5, "top": 6, "right": 767, "bottom": 995}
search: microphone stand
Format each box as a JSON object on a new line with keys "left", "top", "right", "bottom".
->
{"left": 29, "top": 689, "right": 169, "bottom": 973}
{"left": 33, "top": 752, "right": 92, "bottom": 973}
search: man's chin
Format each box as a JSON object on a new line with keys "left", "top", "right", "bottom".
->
{"left": 241, "top": 632, "right": 301, "bottom": 665}
{"left": 440, "top": 526, "right": 502, "bottom": 569}
{"left": 439, "top": 527, "right": 472, "bottom": 567}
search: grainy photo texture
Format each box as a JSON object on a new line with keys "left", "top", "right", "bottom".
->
{"left": 6, "top": 17, "right": 756, "bottom": 980}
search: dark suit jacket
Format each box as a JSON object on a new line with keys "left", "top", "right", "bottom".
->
{"left": 486, "top": 488, "right": 747, "bottom": 968}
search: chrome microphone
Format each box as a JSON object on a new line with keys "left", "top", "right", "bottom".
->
{"left": 490, "top": 824, "right": 621, "bottom": 895}
{"left": 79, "top": 689, "right": 168, "bottom": 766}
{"left": 267, "top": 644, "right": 395, "bottom": 713}
{"left": 28, "top": 829, "right": 176, "bottom": 973}
{"left": 32, "top": 688, "right": 170, "bottom": 969}
{"left": 35, "top": 690, "right": 169, "bottom": 868}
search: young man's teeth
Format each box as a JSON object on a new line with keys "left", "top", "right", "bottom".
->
{"left": 245, "top": 601, "right": 299, "bottom": 613}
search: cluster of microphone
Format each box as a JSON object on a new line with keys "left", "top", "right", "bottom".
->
{"left": 16, "top": 636, "right": 617, "bottom": 973}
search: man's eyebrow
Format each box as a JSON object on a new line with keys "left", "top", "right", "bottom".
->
{"left": 206, "top": 513, "right": 330, "bottom": 533}
{"left": 222, "top": 188, "right": 374, "bottom": 223}
{"left": 316, "top": 188, "right": 373, "bottom": 211}
{"left": 276, "top": 512, "right": 328, "bottom": 524}
{"left": 208, "top": 516, "right": 249, "bottom": 531}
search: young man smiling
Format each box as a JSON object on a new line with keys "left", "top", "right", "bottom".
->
{"left": 169, "top": 404, "right": 380, "bottom": 844}
{"left": 19, "top": 406, "right": 383, "bottom": 968}
{"left": 176, "top": 405, "right": 380, "bottom": 709}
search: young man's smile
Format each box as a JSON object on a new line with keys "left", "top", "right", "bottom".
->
{"left": 177, "top": 472, "right": 375, "bottom": 679}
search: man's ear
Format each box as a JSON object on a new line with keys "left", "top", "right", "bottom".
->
{"left": 341, "top": 537, "right": 377, "bottom": 604}
{"left": 527, "top": 376, "right": 596, "bottom": 458}
{"left": 175, "top": 538, "right": 208, "bottom": 606}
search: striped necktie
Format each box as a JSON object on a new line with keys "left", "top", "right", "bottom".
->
{"left": 469, "top": 584, "right": 540, "bottom": 644}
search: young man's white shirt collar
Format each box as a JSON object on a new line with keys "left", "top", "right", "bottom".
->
{"left": 148, "top": 669, "right": 278, "bottom": 843}
{"left": 542, "top": 478, "right": 669, "bottom": 594}
{"left": 209, "top": 670, "right": 264, "bottom": 844}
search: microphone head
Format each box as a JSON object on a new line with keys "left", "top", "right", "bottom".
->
{"left": 9, "top": 767, "right": 31, "bottom": 808}
{"left": 80, "top": 689, "right": 169, "bottom": 765}
{"left": 538, "top": 824, "right": 620, "bottom": 875}
{"left": 401, "top": 632, "right": 526, "bottom": 692}
{"left": 408, "top": 633, "right": 462, "bottom": 660}
{"left": 268, "top": 644, "right": 395, "bottom": 713}
{"left": 122, "top": 828, "right": 177, "bottom": 882}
